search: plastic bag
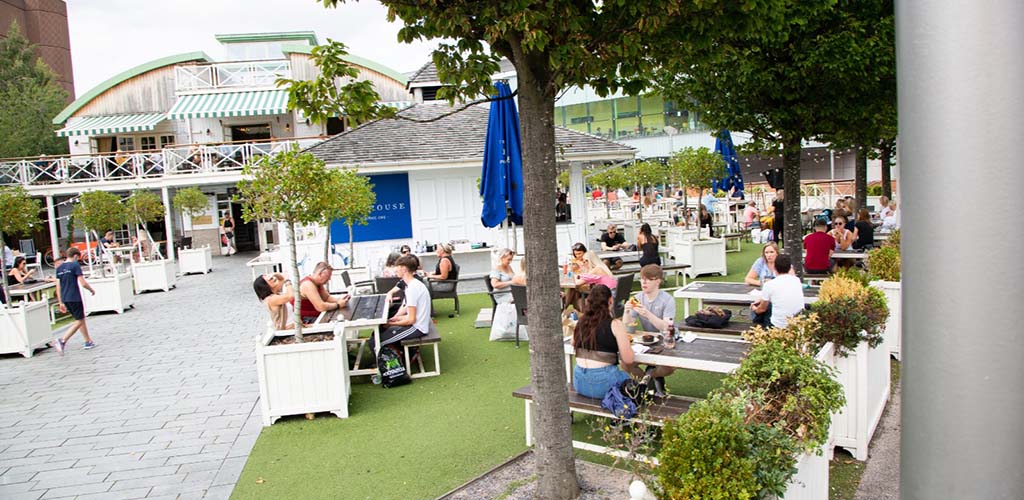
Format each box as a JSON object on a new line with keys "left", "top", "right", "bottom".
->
{"left": 377, "top": 347, "right": 411, "bottom": 389}
{"left": 489, "top": 302, "right": 524, "bottom": 341}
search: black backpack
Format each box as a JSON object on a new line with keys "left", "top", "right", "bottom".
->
{"left": 377, "top": 347, "right": 411, "bottom": 389}
{"left": 684, "top": 308, "right": 733, "bottom": 329}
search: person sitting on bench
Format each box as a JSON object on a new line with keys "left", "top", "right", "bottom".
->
{"left": 375, "top": 255, "right": 431, "bottom": 353}
{"left": 253, "top": 273, "right": 296, "bottom": 330}
{"left": 803, "top": 219, "right": 835, "bottom": 274}
{"left": 750, "top": 254, "right": 803, "bottom": 329}
{"left": 571, "top": 284, "right": 636, "bottom": 399}
{"left": 298, "top": 262, "right": 349, "bottom": 324}
{"left": 623, "top": 264, "right": 677, "bottom": 395}
{"left": 600, "top": 224, "right": 629, "bottom": 270}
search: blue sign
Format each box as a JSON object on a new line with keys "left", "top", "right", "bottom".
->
{"left": 330, "top": 173, "right": 413, "bottom": 243}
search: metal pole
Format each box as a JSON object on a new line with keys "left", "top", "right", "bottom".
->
{"left": 161, "top": 187, "right": 175, "bottom": 261}
{"left": 46, "top": 195, "right": 59, "bottom": 263}
{"left": 898, "top": 2, "right": 1024, "bottom": 498}
{"left": 829, "top": 150, "right": 835, "bottom": 209}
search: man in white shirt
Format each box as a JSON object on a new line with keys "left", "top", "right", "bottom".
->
{"left": 376, "top": 255, "right": 432, "bottom": 352}
{"left": 750, "top": 254, "right": 804, "bottom": 328}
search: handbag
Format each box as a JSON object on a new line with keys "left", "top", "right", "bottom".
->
{"left": 684, "top": 308, "right": 733, "bottom": 329}
{"left": 601, "top": 380, "right": 638, "bottom": 419}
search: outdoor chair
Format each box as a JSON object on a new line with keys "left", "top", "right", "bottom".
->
{"left": 427, "top": 262, "right": 461, "bottom": 316}
{"left": 612, "top": 274, "right": 635, "bottom": 318}
{"left": 483, "top": 277, "right": 511, "bottom": 322}
{"left": 374, "top": 276, "right": 401, "bottom": 295}
{"left": 510, "top": 285, "right": 528, "bottom": 348}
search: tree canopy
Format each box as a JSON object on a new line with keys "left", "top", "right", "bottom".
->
{"left": 72, "top": 191, "right": 128, "bottom": 234}
{"left": 0, "top": 21, "right": 68, "bottom": 158}
{"left": 172, "top": 187, "right": 210, "bottom": 219}
{"left": 126, "top": 190, "right": 165, "bottom": 225}
{"left": 334, "top": 167, "right": 376, "bottom": 267}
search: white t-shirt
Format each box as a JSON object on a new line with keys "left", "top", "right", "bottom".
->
{"left": 761, "top": 273, "right": 804, "bottom": 329}
{"left": 403, "top": 277, "right": 433, "bottom": 333}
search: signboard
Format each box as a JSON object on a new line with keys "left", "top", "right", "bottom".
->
{"left": 330, "top": 173, "right": 412, "bottom": 244}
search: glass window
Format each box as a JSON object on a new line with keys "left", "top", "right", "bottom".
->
{"left": 614, "top": 96, "right": 640, "bottom": 138}
{"left": 160, "top": 135, "right": 175, "bottom": 148}
{"left": 589, "top": 100, "right": 614, "bottom": 139}
{"left": 117, "top": 137, "right": 135, "bottom": 151}
{"left": 563, "top": 103, "right": 591, "bottom": 134}
{"left": 139, "top": 136, "right": 157, "bottom": 150}
{"left": 640, "top": 95, "right": 665, "bottom": 136}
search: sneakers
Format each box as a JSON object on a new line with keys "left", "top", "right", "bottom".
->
{"left": 83, "top": 342, "right": 97, "bottom": 350}
{"left": 54, "top": 338, "right": 66, "bottom": 356}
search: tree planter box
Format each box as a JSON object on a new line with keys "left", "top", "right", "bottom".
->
{"left": 869, "top": 280, "right": 901, "bottom": 360}
{"left": 179, "top": 247, "right": 213, "bottom": 275}
{"left": 132, "top": 259, "right": 177, "bottom": 293}
{"left": 830, "top": 339, "right": 890, "bottom": 461}
{"left": 669, "top": 237, "right": 727, "bottom": 278}
{"left": 0, "top": 301, "right": 52, "bottom": 357}
{"left": 83, "top": 272, "right": 134, "bottom": 315}
{"left": 256, "top": 327, "right": 350, "bottom": 426}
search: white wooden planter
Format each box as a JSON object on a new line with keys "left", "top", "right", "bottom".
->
{"left": 669, "top": 237, "right": 727, "bottom": 278}
{"left": 83, "top": 272, "right": 134, "bottom": 315}
{"left": 179, "top": 246, "right": 213, "bottom": 275}
{"left": 869, "top": 280, "right": 901, "bottom": 360}
{"left": 132, "top": 259, "right": 177, "bottom": 293}
{"left": 0, "top": 301, "right": 53, "bottom": 357}
{"left": 256, "top": 326, "right": 350, "bottom": 426}
{"left": 830, "top": 338, "right": 891, "bottom": 461}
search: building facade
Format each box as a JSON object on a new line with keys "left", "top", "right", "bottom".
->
{"left": 0, "top": 0, "right": 73, "bottom": 97}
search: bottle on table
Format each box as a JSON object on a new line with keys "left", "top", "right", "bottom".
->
{"left": 663, "top": 316, "right": 676, "bottom": 349}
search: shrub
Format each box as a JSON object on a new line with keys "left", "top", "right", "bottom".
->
{"left": 832, "top": 266, "right": 869, "bottom": 286}
{"left": 722, "top": 341, "right": 844, "bottom": 452}
{"left": 810, "top": 285, "right": 889, "bottom": 355}
{"left": 868, "top": 245, "right": 901, "bottom": 282}
{"left": 883, "top": 228, "right": 900, "bottom": 248}
{"left": 742, "top": 313, "right": 821, "bottom": 356}
{"left": 817, "top": 275, "right": 864, "bottom": 303}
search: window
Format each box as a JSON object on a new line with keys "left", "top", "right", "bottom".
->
{"left": 117, "top": 137, "right": 135, "bottom": 151}
{"left": 139, "top": 137, "right": 157, "bottom": 150}
{"left": 160, "top": 135, "right": 175, "bottom": 148}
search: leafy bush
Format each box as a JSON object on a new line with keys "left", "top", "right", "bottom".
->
{"left": 722, "top": 341, "right": 844, "bottom": 452}
{"left": 810, "top": 282, "right": 889, "bottom": 356}
{"left": 832, "top": 266, "right": 869, "bottom": 286}
{"left": 883, "top": 228, "right": 900, "bottom": 248}
{"left": 868, "top": 245, "right": 901, "bottom": 282}
{"left": 742, "top": 313, "right": 821, "bottom": 356}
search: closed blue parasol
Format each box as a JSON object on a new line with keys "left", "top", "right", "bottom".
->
{"left": 712, "top": 130, "right": 745, "bottom": 197}
{"left": 480, "top": 81, "right": 524, "bottom": 227}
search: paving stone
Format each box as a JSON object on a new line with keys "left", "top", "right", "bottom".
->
{"left": 37, "top": 480, "right": 110, "bottom": 499}
{"left": 109, "top": 472, "right": 187, "bottom": 491}
{"left": 202, "top": 484, "right": 236, "bottom": 500}
{"left": 74, "top": 486, "right": 151, "bottom": 500}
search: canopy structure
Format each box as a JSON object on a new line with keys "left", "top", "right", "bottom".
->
{"left": 167, "top": 90, "right": 289, "bottom": 119}
{"left": 55, "top": 113, "right": 167, "bottom": 137}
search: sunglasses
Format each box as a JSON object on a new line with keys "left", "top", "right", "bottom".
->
{"left": 833, "top": 222, "right": 844, "bottom": 226}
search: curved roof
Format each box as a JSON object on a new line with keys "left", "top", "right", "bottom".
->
{"left": 281, "top": 43, "right": 408, "bottom": 86}
{"left": 53, "top": 51, "right": 212, "bottom": 125}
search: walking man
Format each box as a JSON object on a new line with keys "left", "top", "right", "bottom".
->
{"left": 54, "top": 247, "right": 96, "bottom": 354}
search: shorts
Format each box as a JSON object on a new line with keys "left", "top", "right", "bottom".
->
{"left": 64, "top": 301, "right": 85, "bottom": 320}
{"left": 573, "top": 364, "right": 632, "bottom": 399}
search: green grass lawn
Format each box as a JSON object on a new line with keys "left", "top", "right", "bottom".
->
{"left": 234, "top": 242, "right": 872, "bottom": 499}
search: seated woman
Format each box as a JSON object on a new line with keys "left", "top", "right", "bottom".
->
{"left": 564, "top": 248, "right": 616, "bottom": 313}
{"left": 253, "top": 273, "right": 296, "bottom": 330}
{"left": 7, "top": 256, "right": 50, "bottom": 285}
{"left": 489, "top": 248, "right": 516, "bottom": 304}
{"left": 571, "top": 284, "right": 637, "bottom": 399}
{"left": 744, "top": 242, "right": 781, "bottom": 286}
{"left": 637, "top": 223, "right": 661, "bottom": 267}
{"left": 427, "top": 243, "right": 459, "bottom": 292}
{"left": 830, "top": 215, "right": 856, "bottom": 268}
{"left": 852, "top": 209, "right": 875, "bottom": 250}
{"left": 399, "top": 244, "right": 421, "bottom": 272}
{"left": 380, "top": 252, "right": 403, "bottom": 278}
{"left": 699, "top": 205, "right": 715, "bottom": 237}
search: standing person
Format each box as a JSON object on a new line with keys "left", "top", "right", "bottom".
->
{"left": 772, "top": 190, "right": 785, "bottom": 244}
{"left": 377, "top": 255, "right": 432, "bottom": 352}
{"left": 750, "top": 255, "right": 803, "bottom": 328}
{"left": 2, "top": 239, "right": 19, "bottom": 270}
{"left": 54, "top": 247, "right": 97, "bottom": 354}
{"left": 803, "top": 219, "right": 835, "bottom": 273}
{"left": 222, "top": 214, "right": 237, "bottom": 255}
{"left": 637, "top": 223, "right": 660, "bottom": 267}
{"left": 699, "top": 205, "right": 715, "bottom": 237}
{"left": 298, "top": 261, "right": 350, "bottom": 324}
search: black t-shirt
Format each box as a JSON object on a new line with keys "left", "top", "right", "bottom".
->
{"left": 601, "top": 232, "right": 625, "bottom": 248}
{"left": 853, "top": 220, "right": 874, "bottom": 248}
{"left": 574, "top": 319, "right": 619, "bottom": 354}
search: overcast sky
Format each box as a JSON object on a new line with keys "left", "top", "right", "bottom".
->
{"left": 66, "top": 0, "right": 441, "bottom": 97}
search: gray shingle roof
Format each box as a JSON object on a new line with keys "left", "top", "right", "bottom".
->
{"left": 407, "top": 61, "right": 438, "bottom": 85}
{"left": 306, "top": 102, "right": 635, "bottom": 167}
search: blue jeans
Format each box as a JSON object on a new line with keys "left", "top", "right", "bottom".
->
{"left": 573, "top": 364, "right": 632, "bottom": 399}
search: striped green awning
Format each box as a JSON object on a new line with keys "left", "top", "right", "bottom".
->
{"left": 167, "top": 90, "right": 289, "bottom": 119}
{"left": 55, "top": 113, "right": 166, "bottom": 137}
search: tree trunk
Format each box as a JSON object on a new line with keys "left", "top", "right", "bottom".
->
{"left": 782, "top": 139, "right": 804, "bottom": 275}
{"left": 517, "top": 65, "right": 580, "bottom": 499}
{"left": 696, "top": 188, "right": 704, "bottom": 240}
{"left": 286, "top": 220, "right": 303, "bottom": 341}
{"left": 880, "top": 142, "right": 893, "bottom": 200}
{"left": 855, "top": 146, "right": 868, "bottom": 210}
{"left": 604, "top": 188, "right": 611, "bottom": 219}
{"left": 348, "top": 223, "right": 355, "bottom": 268}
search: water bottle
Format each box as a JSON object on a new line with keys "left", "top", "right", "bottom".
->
{"left": 371, "top": 374, "right": 382, "bottom": 385}
{"left": 663, "top": 316, "right": 676, "bottom": 349}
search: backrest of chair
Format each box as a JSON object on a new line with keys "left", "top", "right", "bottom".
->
{"left": 510, "top": 285, "right": 528, "bottom": 326}
{"left": 375, "top": 276, "right": 401, "bottom": 294}
{"left": 612, "top": 274, "right": 634, "bottom": 317}
{"left": 340, "top": 270, "right": 352, "bottom": 287}
{"left": 484, "top": 277, "right": 497, "bottom": 307}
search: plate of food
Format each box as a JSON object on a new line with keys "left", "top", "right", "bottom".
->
{"left": 630, "top": 333, "right": 662, "bottom": 346}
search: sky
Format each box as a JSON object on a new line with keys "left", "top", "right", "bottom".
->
{"left": 66, "top": 0, "right": 441, "bottom": 97}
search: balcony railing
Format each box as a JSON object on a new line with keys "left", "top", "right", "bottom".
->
{"left": 175, "top": 60, "right": 291, "bottom": 92}
{"left": 0, "top": 137, "right": 325, "bottom": 188}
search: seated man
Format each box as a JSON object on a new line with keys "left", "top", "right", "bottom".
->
{"left": 376, "top": 255, "right": 432, "bottom": 353}
{"left": 803, "top": 219, "right": 834, "bottom": 273}
{"left": 750, "top": 255, "right": 803, "bottom": 329}
{"left": 599, "top": 224, "right": 628, "bottom": 270}
{"left": 298, "top": 261, "right": 350, "bottom": 324}
{"left": 623, "top": 264, "right": 677, "bottom": 396}
{"left": 98, "top": 230, "right": 120, "bottom": 263}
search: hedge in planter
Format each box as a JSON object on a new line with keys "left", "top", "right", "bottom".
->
{"left": 810, "top": 276, "right": 889, "bottom": 356}
{"left": 868, "top": 245, "right": 900, "bottom": 282}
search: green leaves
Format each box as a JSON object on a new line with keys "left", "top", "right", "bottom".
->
{"left": 125, "top": 190, "right": 164, "bottom": 225}
{"left": 72, "top": 191, "right": 128, "bottom": 232}
{"left": 868, "top": 242, "right": 900, "bottom": 282}
{"left": 172, "top": 187, "right": 209, "bottom": 219}
{"left": 0, "top": 21, "right": 68, "bottom": 158}
{"left": 667, "top": 147, "right": 727, "bottom": 192}
{"left": 0, "top": 186, "right": 42, "bottom": 236}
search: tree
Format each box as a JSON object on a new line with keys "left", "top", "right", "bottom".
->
{"left": 172, "top": 187, "right": 210, "bottom": 237}
{"left": 335, "top": 169, "right": 375, "bottom": 268}
{"left": 125, "top": 190, "right": 165, "bottom": 260}
{"left": 236, "top": 148, "right": 355, "bottom": 341}
{"left": 0, "top": 21, "right": 68, "bottom": 158}
{"left": 317, "top": 2, "right": 788, "bottom": 495}
{"left": 71, "top": 191, "right": 128, "bottom": 277}
{"left": 0, "top": 186, "right": 42, "bottom": 302}
{"left": 668, "top": 147, "right": 727, "bottom": 233}
{"left": 587, "top": 166, "right": 628, "bottom": 219}
{"left": 625, "top": 160, "right": 667, "bottom": 223}
{"left": 653, "top": 0, "right": 875, "bottom": 274}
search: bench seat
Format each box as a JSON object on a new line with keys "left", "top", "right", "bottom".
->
{"left": 723, "top": 232, "right": 743, "bottom": 252}
{"left": 400, "top": 326, "right": 442, "bottom": 379}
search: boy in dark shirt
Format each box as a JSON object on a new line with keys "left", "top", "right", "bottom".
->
{"left": 54, "top": 247, "right": 96, "bottom": 354}
{"left": 599, "top": 224, "right": 628, "bottom": 270}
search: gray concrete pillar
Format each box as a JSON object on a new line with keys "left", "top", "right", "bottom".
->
{"left": 897, "top": 1, "right": 1024, "bottom": 498}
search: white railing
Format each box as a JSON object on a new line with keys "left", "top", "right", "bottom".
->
{"left": 0, "top": 138, "right": 324, "bottom": 187}
{"left": 175, "top": 60, "right": 291, "bottom": 92}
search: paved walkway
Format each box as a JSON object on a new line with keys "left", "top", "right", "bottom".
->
{"left": 855, "top": 376, "right": 901, "bottom": 500}
{"left": 0, "top": 254, "right": 265, "bottom": 500}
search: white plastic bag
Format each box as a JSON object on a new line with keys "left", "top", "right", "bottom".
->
{"left": 489, "top": 302, "right": 526, "bottom": 341}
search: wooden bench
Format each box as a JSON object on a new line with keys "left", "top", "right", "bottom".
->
{"left": 802, "top": 272, "right": 831, "bottom": 285}
{"left": 723, "top": 233, "right": 743, "bottom": 253}
{"left": 400, "top": 327, "right": 442, "bottom": 379}
{"left": 512, "top": 384, "right": 695, "bottom": 461}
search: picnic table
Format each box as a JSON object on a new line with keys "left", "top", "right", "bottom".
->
{"left": 596, "top": 250, "right": 641, "bottom": 264}
{"left": 7, "top": 280, "right": 56, "bottom": 302}
{"left": 562, "top": 333, "right": 749, "bottom": 379}
{"left": 832, "top": 250, "right": 870, "bottom": 260}
{"left": 672, "top": 280, "right": 820, "bottom": 317}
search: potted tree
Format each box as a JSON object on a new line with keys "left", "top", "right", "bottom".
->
{"left": 72, "top": 191, "right": 134, "bottom": 315}
{"left": 0, "top": 186, "right": 51, "bottom": 357}
{"left": 173, "top": 187, "right": 213, "bottom": 275}
{"left": 126, "top": 190, "right": 176, "bottom": 293}
{"left": 868, "top": 231, "right": 901, "bottom": 359}
{"left": 238, "top": 147, "right": 354, "bottom": 425}
{"left": 332, "top": 168, "right": 375, "bottom": 284}
{"left": 808, "top": 275, "right": 890, "bottom": 461}
{"left": 664, "top": 147, "right": 728, "bottom": 277}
